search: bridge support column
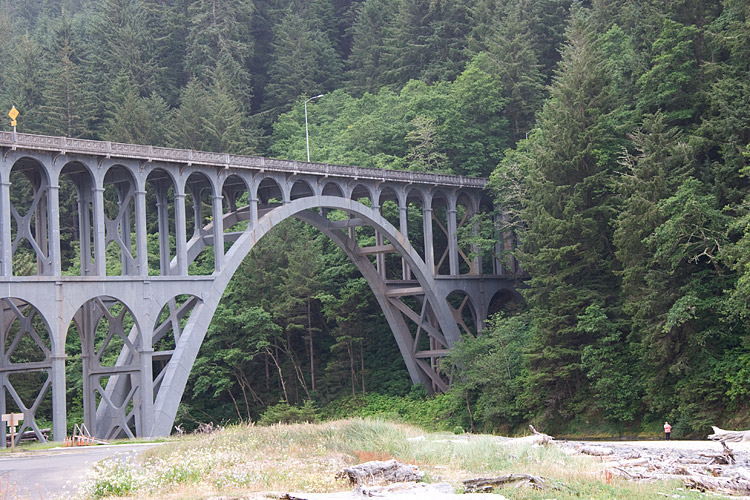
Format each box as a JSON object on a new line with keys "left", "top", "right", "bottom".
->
{"left": 249, "top": 197, "right": 258, "bottom": 229}
{"left": 139, "top": 345, "right": 154, "bottom": 436}
{"left": 51, "top": 353, "right": 67, "bottom": 441}
{"left": 212, "top": 195, "right": 224, "bottom": 271}
{"left": 423, "top": 202, "right": 434, "bottom": 273}
{"left": 156, "top": 188, "right": 171, "bottom": 274}
{"left": 399, "top": 205, "right": 410, "bottom": 280}
{"left": 135, "top": 190, "right": 148, "bottom": 275}
{"left": 174, "top": 193, "right": 188, "bottom": 276}
{"left": 447, "top": 204, "right": 459, "bottom": 276}
{"left": 93, "top": 187, "right": 107, "bottom": 275}
{"left": 48, "top": 183, "right": 62, "bottom": 275}
{"left": 0, "top": 178, "right": 11, "bottom": 276}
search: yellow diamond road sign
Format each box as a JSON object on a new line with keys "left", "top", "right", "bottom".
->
{"left": 8, "top": 106, "right": 18, "bottom": 121}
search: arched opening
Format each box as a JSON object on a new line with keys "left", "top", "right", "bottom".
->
{"left": 10, "top": 158, "right": 49, "bottom": 276}
{"left": 70, "top": 296, "right": 141, "bottom": 439}
{"left": 376, "top": 186, "right": 402, "bottom": 280}
{"left": 59, "top": 161, "right": 95, "bottom": 276}
{"left": 166, "top": 197, "right": 459, "bottom": 431}
{"left": 406, "top": 189, "right": 426, "bottom": 264}
{"left": 185, "top": 172, "right": 214, "bottom": 276}
{"left": 290, "top": 179, "right": 314, "bottom": 201}
{"left": 257, "top": 177, "right": 283, "bottom": 205}
{"left": 446, "top": 290, "right": 478, "bottom": 337}
{"left": 146, "top": 169, "right": 176, "bottom": 276}
{"left": 221, "top": 174, "right": 250, "bottom": 256}
{"left": 487, "top": 288, "right": 522, "bottom": 318}
{"left": 0, "top": 298, "right": 52, "bottom": 445}
{"left": 103, "top": 166, "right": 138, "bottom": 276}
{"left": 456, "top": 192, "right": 475, "bottom": 275}
{"left": 321, "top": 182, "right": 343, "bottom": 197}
{"left": 431, "top": 191, "right": 451, "bottom": 275}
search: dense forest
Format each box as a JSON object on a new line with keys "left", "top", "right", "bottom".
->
{"left": 1, "top": 0, "right": 749, "bottom": 437}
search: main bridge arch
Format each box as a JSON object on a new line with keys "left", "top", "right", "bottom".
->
{"left": 151, "top": 196, "right": 461, "bottom": 435}
{"left": 0, "top": 133, "right": 520, "bottom": 441}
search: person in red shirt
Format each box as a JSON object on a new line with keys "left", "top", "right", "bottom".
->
{"left": 664, "top": 421, "right": 672, "bottom": 440}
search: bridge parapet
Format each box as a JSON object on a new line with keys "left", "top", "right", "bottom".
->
{"left": 0, "top": 132, "right": 486, "bottom": 188}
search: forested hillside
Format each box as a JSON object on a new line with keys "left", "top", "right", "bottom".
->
{"left": 1, "top": 0, "right": 749, "bottom": 437}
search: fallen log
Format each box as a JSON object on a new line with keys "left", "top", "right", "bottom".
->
{"left": 698, "top": 441, "right": 735, "bottom": 465}
{"left": 707, "top": 426, "right": 750, "bottom": 442}
{"left": 6, "top": 428, "right": 50, "bottom": 444}
{"left": 681, "top": 475, "right": 750, "bottom": 496}
{"left": 577, "top": 446, "right": 615, "bottom": 457}
{"left": 602, "top": 457, "right": 649, "bottom": 468}
{"left": 505, "top": 425, "right": 555, "bottom": 446}
{"left": 463, "top": 474, "right": 546, "bottom": 493}
{"left": 336, "top": 459, "right": 424, "bottom": 486}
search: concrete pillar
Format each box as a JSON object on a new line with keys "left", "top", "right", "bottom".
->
{"left": 399, "top": 205, "right": 411, "bottom": 280}
{"left": 212, "top": 194, "right": 224, "bottom": 271}
{"left": 135, "top": 190, "right": 148, "bottom": 276}
{"left": 138, "top": 330, "right": 154, "bottom": 437}
{"left": 373, "top": 204, "right": 385, "bottom": 278}
{"left": 51, "top": 353, "right": 67, "bottom": 441}
{"left": 156, "top": 188, "right": 170, "bottom": 275}
{"left": 48, "top": 182, "right": 62, "bottom": 275}
{"left": 471, "top": 214, "right": 481, "bottom": 275}
{"left": 93, "top": 187, "right": 107, "bottom": 276}
{"left": 174, "top": 193, "right": 188, "bottom": 276}
{"left": 249, "top": 197, "right": 258, "bottom": 229}
{"left": 0, "top": 178, "right": 12, "bottom": 276}
{"left": 423, "top": 198, "right": 434, "bottom": 274}
{"left": 447, "top": 200, "right": 459, "bottom": 276}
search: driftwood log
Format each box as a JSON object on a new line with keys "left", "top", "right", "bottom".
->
{"left": 5, "top": 428, "right": 50, "bottom": 445}
{"left": 463, "top": 474, "right": 546, "bottom": 492}
{"left": 336, "top": 459, "right": 424, "bottom": 486}
{"left": 708, "top": 426, "right": 750, "bottom": 442}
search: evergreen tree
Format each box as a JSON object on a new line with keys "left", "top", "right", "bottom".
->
{"left": 87, "top": 0, "right": 165, "bottom": 97}
{"left": 637, "top": 19, "right": 701, "bottom": 126}
{"left": 103, "top": 74, "right": 173, "bottom": 145}
{"left": 483, "top": 1, "right": 545, "bottom": 144}
{"left": 346, "top": 0, "right": 396, "bottom": 95}
{"left": 515, "top": 9, "right": 621, "bottom": 421}
{"left": 263, "top": 10, "right": 342, "bottom": 116}
{"left": 41, "top": 11, "right": 96, "bottom": 138}
{"left": 186, "top": 0, "right": 255, "bottom": 111}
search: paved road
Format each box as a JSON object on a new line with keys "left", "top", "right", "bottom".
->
{"left": 0, "top": 443, "right": 161, "bottom": 499}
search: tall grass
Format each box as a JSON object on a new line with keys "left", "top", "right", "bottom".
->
{"left": 70, "top": 419, "right": 717, "bottom": 500}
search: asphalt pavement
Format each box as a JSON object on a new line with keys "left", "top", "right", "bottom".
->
{"left": 0, "top": 443, "right": 162, "bottom": 499}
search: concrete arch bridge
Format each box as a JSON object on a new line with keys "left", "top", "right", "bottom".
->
{"left": 0, "top": 133, "right": 520, "bottom": 444}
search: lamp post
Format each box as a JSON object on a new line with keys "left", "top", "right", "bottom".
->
{"left": 305, "top": 94, "right": 324, "bottom": 162}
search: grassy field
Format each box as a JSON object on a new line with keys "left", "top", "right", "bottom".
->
{"left": 68, "top": 419, "right": 720, "bottom": 500}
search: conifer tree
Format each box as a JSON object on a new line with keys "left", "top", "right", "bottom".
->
{"left": 346, "top": 0, "right": 396, "bottom": 95}
{"left": 41, "top": 12, "right": 96, "bottom": 138}
{"left": 516, "top": 9, "right": 621, "bottom": 420}
{"left": 103, "top": 74, "right": 173, "bottom": 145}
{"left": 87, "top": 0, "right": 165, "bottom": 98}
{"left": 263, "top": 10, "right": 342, "bottom": 116}
{"left": 186, "top": 0, "right": 255, "bottom": 110}
{"left": 482, "top": 1, "right": 545, "bottom": 144}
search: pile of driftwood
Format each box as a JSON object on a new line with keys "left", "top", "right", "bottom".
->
{"left": 5, "top": 428, "right": 50, "bottom": 445}
{"left": 563, "top": 431, "right": 750, "bottom": 496}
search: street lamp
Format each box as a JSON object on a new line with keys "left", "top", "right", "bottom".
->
{"left": 305, "top": 94, "right": 324, "bottom": 162}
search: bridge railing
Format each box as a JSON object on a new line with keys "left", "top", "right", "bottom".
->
{"left": 0, "top": 132, "right": 487, "bottom": 189}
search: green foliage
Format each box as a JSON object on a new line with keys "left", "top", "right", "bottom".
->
{"left": 4, "top": 0, "right": 750, "bottom": 438}
{"left": 259, "top": 400, "right": 320, "bottom": 425}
